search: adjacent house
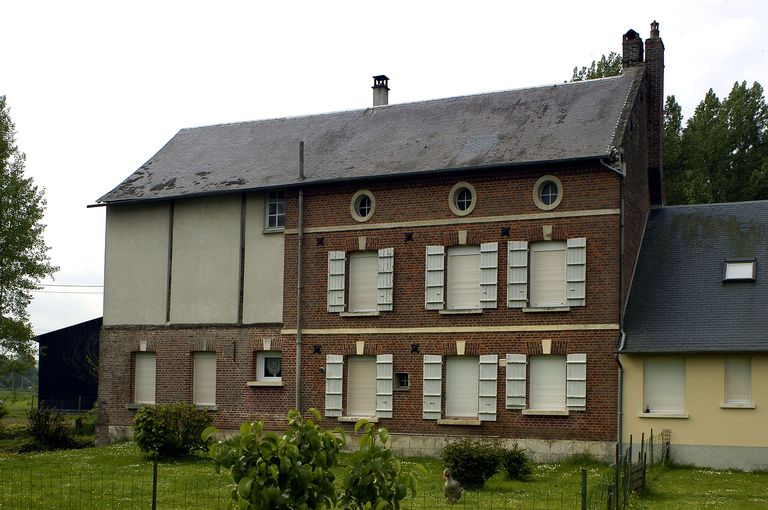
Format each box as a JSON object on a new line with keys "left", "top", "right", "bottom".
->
{"left": 620, "top": 201, "right": 768, "bottom": 471}
{"left": 95, "top": 23, "right": 666, "bottom": 461}
{"left": 37, "top": 317, "right": 101, "bottom": 411}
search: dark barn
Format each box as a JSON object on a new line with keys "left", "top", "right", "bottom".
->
{"left": 36, "top": 317, "right": 101, "bottom": 411}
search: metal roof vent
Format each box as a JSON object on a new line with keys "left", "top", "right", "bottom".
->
{"left": 372, "top": 75, "right": 389, "bottom": 107}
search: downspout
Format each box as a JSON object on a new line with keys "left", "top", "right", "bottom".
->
{"left": 601, "top": 156, "right": 626, "bottom": 463}
{"left": 295, "top": 141, "right": 305, "bottom": 410}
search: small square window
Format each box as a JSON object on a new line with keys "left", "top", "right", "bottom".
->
{"left": 257, "top": 351, "right": 282, "bottom": 381}
{"left": 395, "top": 373, "right": 410, "bottom": 390}
{"left": 724, "top": 260, "right": 756, "bottom": 282}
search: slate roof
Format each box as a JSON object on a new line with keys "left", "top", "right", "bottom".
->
{"left": 98, "top": 68, "right": 642, "bottom": 204}
{"left": 622, "top": 201, "right": 768, "bottom": 353}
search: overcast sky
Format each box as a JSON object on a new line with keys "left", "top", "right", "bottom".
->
{"left": 3, "top": 0, "right": 766, "bottom": 336}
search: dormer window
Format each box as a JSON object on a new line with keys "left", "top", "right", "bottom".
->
{"left": 724, "top": 259, "right": 756, "bottom": 282}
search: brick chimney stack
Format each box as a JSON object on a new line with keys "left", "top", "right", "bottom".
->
{"left": 645, "top": 21, "right": 665, "bottom": 205}
{"left": 622, "top": 29, "right": 643, "bottom": 67}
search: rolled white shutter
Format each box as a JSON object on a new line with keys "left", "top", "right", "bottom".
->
{"left": 425, "top": 246, "right": 445, "bottom": 310}
{"left": 376, "top": 354, "right": 394, "bottom": 418}
{"left": 725, "top": 357, "right": 751, "bottom": 404}
{"left": 349, "top": 252, "right": 378, "bottom": 312}
{"left": 324, "top": 354, "right": 344, "bottom": 417}
{"left": 447, "top": 246, "right": 480, "bottom": 309}
{"left": 531, "top": 242, "right": 566, "bottom": 307}
{"left": 566, "top": 353, "right": 587, "bottom": 411}
{"left": 446, "top": 356, "right": 478, "bottom": 418}
{"left": 529, "top": 356, "right": 566, "bottom": 410}
{"left": 644, "top": 358, "right": 685, "bottom": 413}
{"left": 377, "top": 248, "right": 394, "bottom": 312}
{"left": 505, "top": 354, "right": 527, "bottom": 409}
{"left": 480, "top": 243, "right": 498, "bottom": 309}
{"left": 135, "top": 353, "right": 156, "bottom": 404}
{"left": 566, "top": 238, "right": 587, "bottom": 307}
{"left": 422, "top": 355, "right": 442, "bottom": 420}
{"left": 347, "top": 357, "right": 376, "bottom": 416}
{"left": 507, "top": 241, "right": 528, "bottom": 308}
{"left": 193, "top": 352, "right": 216, "bottom": 406}
{"left": 327, "top": 251, "right": 346, "bottom": 312}
{"left": 478, "top": 355, "right": 498, "bottom": 421}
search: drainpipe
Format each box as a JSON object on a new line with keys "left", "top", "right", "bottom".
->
{"left": 601, "top": 156, "right": 626, "bottom": 463}
{"left": 295, "top": 141, "right": 305, "bottom": 410}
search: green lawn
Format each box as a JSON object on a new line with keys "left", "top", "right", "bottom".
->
{"left": 0, "top": 389, "right": 36, "bottom": 423}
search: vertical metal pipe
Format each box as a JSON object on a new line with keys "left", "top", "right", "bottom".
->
{"left": 295, "top": 141, "right": 305, "bottom": 410}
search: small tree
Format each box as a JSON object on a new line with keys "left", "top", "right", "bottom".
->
{"left": 340, "top": 419, "right": 422, "bottom": 509}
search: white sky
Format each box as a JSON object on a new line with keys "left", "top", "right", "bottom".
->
{"left": 2, "top": 0, "right": 766, "bottom": 335}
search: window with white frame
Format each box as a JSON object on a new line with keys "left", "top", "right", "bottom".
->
{"left": 643, "top": 358, "right": 685, "bottom": 414}
{"left": 324, "top": 354, "right": 393, "bottom": 419}
{"left": 724, "top": 357, "right": 752, "bottom": 405}
{"left": 134, "top": 352, "right": 156, "bottom": 404}
{"left": 506, "top": 238, "right": 586, "bottom": 309}
{"left": 422, "top": 354, "right": 498, "bottom": 422}
{"left": 425, "top": 243, "right": 498, "bottom": 311}
{"left": 505, "top": 353, "right": 587, "bottom": 412}
{"left": 724, "top": 259, "right": 756, "bottom": 282}
{"left": 327, "top": 248, "right": 394, "bottom": 313}
{"left": 193, "top": 352, "right": 216, "bottom": 406}
{"left": 350, "top": 190, "right": 376, "bottom": 222}
{"left": 448, "top": 182, "right": 477, "bottom": 216}
{"left": 256, "top": 351, "right": 282, "bottom": 382}
{"left": 265, "top": 191, "right": 285, "bottom": 230}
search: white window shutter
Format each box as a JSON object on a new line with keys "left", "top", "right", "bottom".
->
{"left": 480, "top": 243, "right": 498, "bottom": 309}
{"left": 324, "top": 354, "right": 344, "bottom": 417}
{"left": 478, "top": 355, "right": 498, "bottom": 421}
{"left": 505, "top": 354, "right": 527, "bottom": 409}
{"left": 377, "top": 248, "right": 394, "bottom": 312}
{"left": 507, "top": 241, "right": 528, "bottom": 308}
{"left": 425, "top": 246, "right": 445, "bottom": 310}
{"left": 193, "top": 352, "right": 216, "bottom": 406}
{"left": 422, "top": 355, "right": 442, "bottom": 420}
{"left": 566, "top": 353, "right": 587, "bottom": 411}
{"left": 135, "top": 353, "right": 156, "bottom": 404}
{"left": 566, "top": 238, "right": 587, "bottom": 307}
{"left": 376, "top": 354, "right": 394, "bottom": 418}
{"left": 327, "top": 251, "right": 346, "bottom": 312}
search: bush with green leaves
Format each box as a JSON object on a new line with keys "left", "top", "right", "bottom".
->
{"left": 441, "top": 437, "right": 502, "bottom": 489}
{"left": 501, "top": 443, "right": 533, "bottom": 480}
{"left": 132, "top": 402, "right": 212, "bottom": 457}
{"left": 340, "top": 419, "right": 422, "bottom": 509}
{"left": 0, "top": 400, "right": 7, "bottom": 419}
{"left": 0, "top": 422, "right": 27, "bottom": 439}
{"left": 26, "top": 406, "right": 72, "bottom": 449}
{"left": 206, "top": 408, "right": 345, "bottom": 510}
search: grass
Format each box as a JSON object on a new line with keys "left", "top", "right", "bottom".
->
{"left": 0, "top": 389, "right": 36, "bottom": 423}
{"left": 629, "top": 464, "right": 768, "bottom": 509}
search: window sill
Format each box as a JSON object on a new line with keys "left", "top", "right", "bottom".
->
{"left": 437, "top": 418, "right": 482, "bottom": 426}
{"left": 439, "top": 309, "right": 482, "bottom": 315}
{"left": 262, "top": 227, "right": 285, "bottom": 235}
{"left": 126, "top": 403, "right": 154, "bottom": 410}
{"left": 639, "top": 412, "right": 688, "bottom": 419}
{"left": 338, "top": 416, "right": 379, "bottom": 423}
{"left": 246, "top": 381, "right": 283, "bottom": 387}
{"left": 720, "top": 402, "right": 756, "bottom": 409}
{"left": 340, "top": 311, "right": 380, "bottom": 317}
{"left": 522, "top": 307, "right": 570, "bottom": 313}
{"left": 195, "top": 405, "right": 218, "bottom": 412}
{"left": 522, "top": 409, "right": 569, "bottom": 416}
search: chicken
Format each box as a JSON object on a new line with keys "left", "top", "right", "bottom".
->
{"left": 443, "top": 467, "right": 461, "bottom": 503}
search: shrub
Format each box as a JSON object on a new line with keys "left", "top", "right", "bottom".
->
{"left": 501, "top": 443, "right": 533, "bottom": 480}
{"left": 132, "top": 402, "right": 212, "bottom": 457}
{"left": 0, "top": 400, "right": 7, "bottom": 419}
{"left": 340, "top": 420, "right": 422, "bottom": 509}
{"left": 0, "top": 422, "right": 28, "bottom": 439}
{"left": 206, "top": 408, "right": 344, "bottom": 510}
{"left": 441, "top": 437, "right": 502, "bottom": 489}
{"left": 26, "top": 407, "right": 73, "bottom": 449}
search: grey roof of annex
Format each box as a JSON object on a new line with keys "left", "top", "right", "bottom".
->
{"left": 98, "top": 68, "right": 642, "bottom": 204}
{"left": 622, "top": 201, "right": 768, "bottom": 353}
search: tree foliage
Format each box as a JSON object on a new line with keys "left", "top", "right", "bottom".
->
{"left": 571, "top": 52, "right": 622, "bottom": 82}
{"left": 664, "top": 82, "right": 768, "bottom": 204}
{"left": 0, "top": 96, "right": 57, "bottom": 355}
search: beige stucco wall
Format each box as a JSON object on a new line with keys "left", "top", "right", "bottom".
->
{"left": 103, "top": 203, "right": 170, "bottom": 325}
{"left": 622, "top": 354, "right": 768, "bottom": 448}
{"left": 170, "top": 196, "right": 241, "bottom": 324}
{"left": 242, "top": 193, "right": 284, "bottom": 323}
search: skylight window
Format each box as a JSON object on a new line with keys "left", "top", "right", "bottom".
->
{"left": 724, "top": 259, "right": 756, "bottom": 282}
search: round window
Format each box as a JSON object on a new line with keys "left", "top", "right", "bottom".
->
{"left": 533, "top": 175, "right": 563, "bottom": 211}
{"left": 449, "top": 182, "right": 477, "bottom": 216}
{"left": 350, "top": 190, "right": 376, "bottom": 222}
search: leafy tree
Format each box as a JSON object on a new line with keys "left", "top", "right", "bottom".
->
{"left": 664, "top": 82, "right": 768, "bottom": 204}
{"left": 0, "top": 96, "right": 57, "bottom": 356}
{"left": 572, "top": 52, "right": 622, "bottom": 81}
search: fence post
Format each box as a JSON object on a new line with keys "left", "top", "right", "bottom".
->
{"left": 581, "top": 467, "right": 587, "bottom": 510}
{"left": 152, "top": 456, "right": 158, "bottom": 510}
{"left": 650, "top": 429, "right": 654, "bottom": 467}
{"left": 607, "top": 483, "right": 614, "bottom": 510}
